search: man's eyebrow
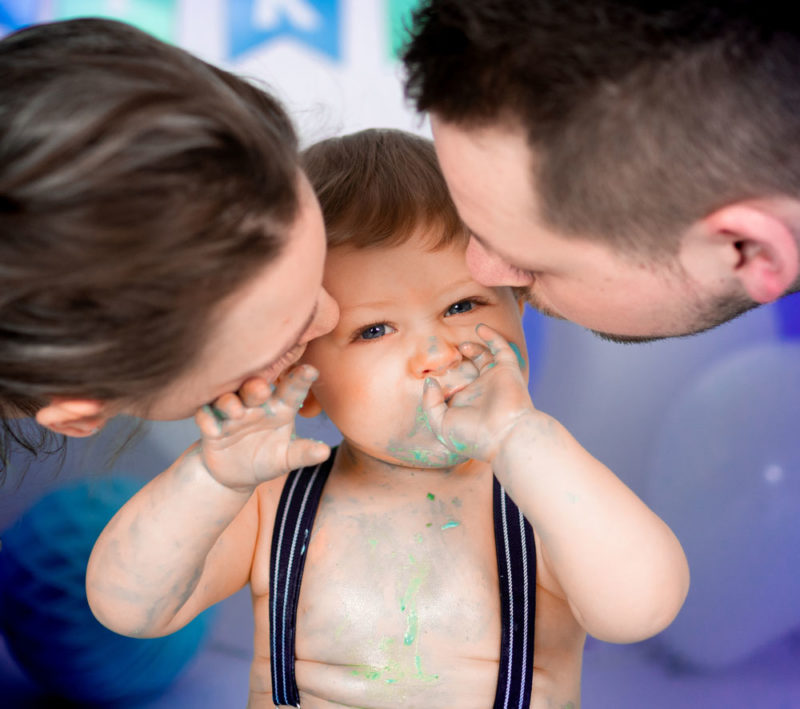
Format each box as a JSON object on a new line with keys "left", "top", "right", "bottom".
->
{"left": 465, "top": 225, "right": 506, "bottom": 258}
{"left": 466, "top": 225, "right": 528, "bottom": 269}
{"left": 466, "top": 226, "right": 501, "bottom": 256}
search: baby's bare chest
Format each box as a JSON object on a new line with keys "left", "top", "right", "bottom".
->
{"left": 251, "top": 473, "right": 585, "bottom": 707}
{"left": 299, "top": 486, "right": 502, "bottom": 660}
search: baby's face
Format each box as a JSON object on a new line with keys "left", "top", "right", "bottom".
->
{"left": 301, "top": 230, "right": 528, "bottom": 468}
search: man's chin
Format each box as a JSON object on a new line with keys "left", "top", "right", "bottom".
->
{"left": 589, "top": 330, "right": 672, "bottom": 344}
{"left": 524, "top": 287, "right": 759, "bottom": 344}
{"left": 524, "top": 292, "right": 669, "bottom": 342}
{"left": 590, "top": 297, "right": 760, "bottom": 344}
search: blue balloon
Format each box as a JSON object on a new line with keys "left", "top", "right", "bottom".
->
{"left": 776, "top": 292, "right": 800, "bottom": 340}
{"left": 644, "top": 343, "right": 800, "bottom": 670}
{"left": 522, "top": 305, "right": 547, "bottom": 388}
{"left": 0, "top": 477, "right": 216, "bottom": 704}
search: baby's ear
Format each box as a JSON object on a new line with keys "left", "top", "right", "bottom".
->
{"left": 298, "top": 389, "right": 322, "bottom": 418}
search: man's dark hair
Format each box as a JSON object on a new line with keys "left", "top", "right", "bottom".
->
{"left": 0, "top": 19, "right": 300, "bottom": 477}
{"left": 403, "top": 1, "right": 800, "bottom": 256}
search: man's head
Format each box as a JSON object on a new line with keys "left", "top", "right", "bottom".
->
{"left": 403, "top": 0, "right": 800, "bottom": 340}
{"left": 0, "top": 19, "right": 336, "bottom": 464}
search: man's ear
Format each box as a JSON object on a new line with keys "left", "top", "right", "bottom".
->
{"left": 298, "top": 389, "right": 322, "bottom": 418}
{"left": 35, "top": 398, "right": 108, "bottom": 437}
{"left": 703, "top": 203, "right": 800, "bottom": 303}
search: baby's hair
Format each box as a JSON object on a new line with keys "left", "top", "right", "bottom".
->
{"left": 302, "top": 128, "right": 466, "bottom": 251}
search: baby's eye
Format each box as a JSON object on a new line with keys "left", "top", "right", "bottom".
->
{"left": 445, "top": 299, "right": 478, "bottom": 316}
{"left": 358, "top": 323, "right": 396, "bottom": 340}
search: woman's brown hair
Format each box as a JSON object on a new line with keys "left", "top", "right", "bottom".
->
{"left": 0, "top": 19, "right": 301, "bottom": 476}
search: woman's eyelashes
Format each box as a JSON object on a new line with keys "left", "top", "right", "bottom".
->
{"left": 263, "top": 343, "right": 304, "bottom": 376}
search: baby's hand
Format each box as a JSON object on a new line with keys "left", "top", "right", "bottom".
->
{"left": 194, "top": 364, "right": 330, "bottom": 491}
{"left": 422, "top": 324, "right": 538, "bottom": 464}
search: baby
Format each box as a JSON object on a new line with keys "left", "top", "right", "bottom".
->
{"left": 87, "top": 129, "right": 689, "bottom": 708}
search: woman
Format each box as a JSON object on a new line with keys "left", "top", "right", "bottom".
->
{"left": 0, "top": 18, "right": 337, "bottom": 476}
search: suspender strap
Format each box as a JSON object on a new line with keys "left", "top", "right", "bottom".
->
{"left": 269, "top": 458, "right": 535, "bottom": 707}
{"left": 269, "top": 453, "right": 335, "bottom": 707}
{"left": 492, "top": 476, "right": 537, "bottom": 709}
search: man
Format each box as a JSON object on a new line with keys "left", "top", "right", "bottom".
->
{"left": 403, "top": 0, "right": 800, "bottom": 342}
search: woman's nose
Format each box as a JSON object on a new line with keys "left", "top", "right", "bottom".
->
{"left": 301, "top": 288, "right": 339, "bottom": 343}
{"left": 410, "top": 335, "right": 461, "bottom": 378}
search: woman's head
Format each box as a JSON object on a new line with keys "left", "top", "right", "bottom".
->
{"left": 0, "top": 19, "right": 334, "bottom": 469}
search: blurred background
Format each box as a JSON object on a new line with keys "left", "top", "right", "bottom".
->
{"left": 1, "top": 1, "right": 799, "bottom": 707}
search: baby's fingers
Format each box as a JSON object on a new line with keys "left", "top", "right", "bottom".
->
{"left": 458, "top": 341, "right": 495, "bottom": 374}
{"left": 285, "top": 437, "right": 331, "bottom": 472}
{"left": 273, "top": 364, "right": 319, "bottom": 414}
{"left": 195, "top": 404, "right": 223, "bottom": 438}
{"left": 421, "top": 377, "right": 448, "bottom": 444}
{"left": 239, "top": 376, "right": 274, "bottom": 407}
{"left": 474, "top": 323, "right": 520, "bottom": 368}
{"left": 195, "top": 392, "right": 246, "bottom": 438}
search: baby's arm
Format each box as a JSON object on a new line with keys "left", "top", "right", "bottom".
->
{"left": 86, "top": 365, "right": 329, "bottom": 638}
{"left": 423, "top": 326, "right": 689, "bottom": 644}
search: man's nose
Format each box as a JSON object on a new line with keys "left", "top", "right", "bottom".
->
{"left": 301, "top": 288, "right": 339, "bottom": 343}
{"left": 465, "top": 236, "right": 533, "bottom": 287}
{"left": 409, "top": 334, "right": 462, "bottom": 378}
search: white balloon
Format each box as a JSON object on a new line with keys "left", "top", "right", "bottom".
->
{"left": 644, "top": 343, "right": 800, "bottom": 670}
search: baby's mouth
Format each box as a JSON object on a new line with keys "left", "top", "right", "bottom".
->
{"left": 443, "top": 383, "right": 466, "bottom": 404}
{"left": 433, "top": 361, "right": 480, "bottom": 404}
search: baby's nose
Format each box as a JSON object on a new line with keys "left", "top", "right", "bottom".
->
{"left": 410, "top": 336, "right": 461, "bottom": 378}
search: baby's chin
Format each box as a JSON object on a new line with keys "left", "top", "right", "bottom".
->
{"left": 385, "top": 438, "right": 470, "bottom": 469}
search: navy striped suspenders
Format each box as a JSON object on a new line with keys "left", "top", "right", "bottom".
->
{"left": 269, "top": 455, "right": 536, "bottom": 708}
{"left": 492, "top": 476, "right": 537, "bottom": 709}
{"left": 269, "top": 456, "right": 334, "bottom": 707}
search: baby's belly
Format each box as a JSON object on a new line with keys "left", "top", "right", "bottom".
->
{"left": 249, "top": 594, "right": 584, "bottom": 709}
{"left": 246, "top": 649, "right": 500, "bottom": 708}
{"left": 294, "top": 653, "right": 501, "bottom": 708}
{"left": 247, "top": 645, "right": 582, "bottom": 709}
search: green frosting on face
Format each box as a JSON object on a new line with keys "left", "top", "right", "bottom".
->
{"left": 509, "top": 341, "right": 526, "bottom": 370}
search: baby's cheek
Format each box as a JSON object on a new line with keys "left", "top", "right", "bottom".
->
{"left": 340, "top": 381, "right": 388, "bottom": 433}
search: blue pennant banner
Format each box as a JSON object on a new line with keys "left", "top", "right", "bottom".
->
{"left": 0, "top": 0, "right": 39, "bottom": 34}
{"left": 53, "top": 0, "right": 178, "bottom": 43}
{"left": 228, "top": 0, "right": 342, "bottom": 62}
